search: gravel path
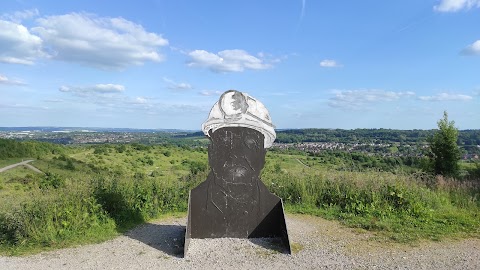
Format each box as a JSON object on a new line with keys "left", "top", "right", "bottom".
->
{"left": 0, "top": 160, "right": 42, "bottom": 173}
{"left": 1, "top": 214, "right": 478, "bottom": 270}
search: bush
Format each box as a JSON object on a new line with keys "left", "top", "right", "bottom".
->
{"left": 262, "top": 169, "right": 479, "bottom": 241}
{"left": 65, "top": 159, "right": 75, "bottom": 171}
{"left": 39, "top": 172, "right": 65, "bottom": 189}
{"left": 0, "top": 212, "right": 25, "bottom": 245}
{"left": 0, "top": 188, "right": 115, "bottom": 248}
{"left": 181, "top": 159, "right": 207, "bottom": 175}
{"left": 115, "top": 145, "right": 126, "bottom": 153}
{"left": 92, "top": 171, "right": 206, "bottom": 228}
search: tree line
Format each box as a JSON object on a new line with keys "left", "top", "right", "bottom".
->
{"left": 0, "top": 138, "right": 62, "bottom": 160}
{"left": 275, "top": 128, "right": 480, "bottom": 146}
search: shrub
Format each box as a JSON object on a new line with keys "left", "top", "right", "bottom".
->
{"left": 0, "top": 188, "right": 115, "bottom": 248}
{"left": 39, "top": 172, "right": 65, "bottom": 189}
{"left": 0, "top": 212, "right": 25, "bottom": 245}
{"left": 262, "top": 169, "right": 479, "bottom": 241}
{"left": 65, "top": 159, "right": 76, "bottom": 171}
{"left": 91, "top": 170, "right": 206, "bottom": 229}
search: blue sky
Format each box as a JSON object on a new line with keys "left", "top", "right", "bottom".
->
{"left": 1, "top": 0, "right": 479, "bottom": 130}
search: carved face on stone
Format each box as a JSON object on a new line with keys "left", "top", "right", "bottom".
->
{"left": 208, "top": 127, "right": 266, "bottom": 184}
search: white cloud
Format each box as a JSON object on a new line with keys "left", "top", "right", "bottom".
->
{"left": 131, "top": 97, "right": 149, "bottom": 104}
{"left": 0, "top": 19, "right": 44, "bottom": 65}
{"left": 329, "top": 89, "right": 415, "bottom": 110}
{"left": 0, "top": 74, "right": 26, "bottom": 85}
{"left": 199, "top": 90, "right": 222, "bottom": 96}
{"left": 187, "top": 49, "right": 272, "bottom": 73}
{"left": 320, "top": 59, "right": 342, "bottom": 68}
{"left": 434, "top": 0, "right": 480, "bottom": 12}
{"left": 53, "top": 82, "right": 209, "bottom": 117}
{"left": 163, "top": 77, "right": 192, "bottom": 90}
{"left": 418, "top": 93, "right": 473, "bottom": 101}
{"left": 461, "top": 40, "right": 480, "bottom": 55}
{"left": 170, "top": 104, "right": 210, "bottom": 113}
{"left": 0, "top": 103, "right": 48, "bottom": 111}
{"left": 43, "top": 98, "right": 64, "bottom": 103}
{"left": 257, "top": 52, "right": 288, "bottom": 64}
{"left": 32, "top": 12, "right": 168, "bottom": 69}
{"left": 59, "top": 84, "right": 125, "bottom": 96}
{"left": 175, "top": 83, "right": 192, "bottom": 90}
{"left": 1, "top": 9, "right": 39, "bottom": 23}
{"left": 94, "top": 84, "right": 125, "bottom": 92}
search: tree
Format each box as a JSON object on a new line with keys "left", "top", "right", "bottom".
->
{"left": 428, "top": 111, "right": 461, "bottom": 177}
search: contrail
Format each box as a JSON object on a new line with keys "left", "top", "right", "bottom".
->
{"left": 296, "top": 0, "right": 306, "bottom": 31}
{"left": 300, "top": 0, "right": 306, "bottom": 20}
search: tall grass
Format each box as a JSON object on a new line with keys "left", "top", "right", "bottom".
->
{"left": 1, "top": 147, "right": 479, "bottom": 254}
{"left": 0, "top": 185, "right": 116, "bottom": 253}
{"left": 262, "top": 169, "right": 480, "bottom": 242}
{"left": 91, "top": 170, "right": 205, "bottom": 229}
{"left": 0, "top": 168, "right": 206, "bottom": 254}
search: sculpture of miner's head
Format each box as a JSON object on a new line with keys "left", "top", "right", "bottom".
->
{"left": 185, "top": 89, "right": 290, "bottom": 256}
{"left": 201, "top": 90, "right": 276, "bottom": 200}
{"left": 202, "top": 90, "right": 276, "bottom": 148}
{"left": 208, "top": 127, "right": 264, "bottom": 173}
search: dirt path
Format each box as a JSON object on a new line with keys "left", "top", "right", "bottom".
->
{"left": 295, "top": 158, "right": 309, "bottom": 168}
{"left": 0, "top": 160, "right": 43, "bottom": 174}
{"left": 1, "top": 214, "right": 478, "bottom": 270}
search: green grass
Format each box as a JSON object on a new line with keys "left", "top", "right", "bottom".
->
{"left": 67, "top": 145, "right": 206, "bottom": 181}
{"left": 264, "top": 169, "right": 480, "bottom": 243}
{"left": 289, "top": 242, "right": 304, "bottom": 254}
{"left": 0, "top": 187, "right": 118, "bottom": 256}
{"left": 0, "top": 158, "right": 27, "bottom": 168}
{"left": 0, "top": 165, "right": 44, "bottom": 211}
{"left": 1, "top": 144, "right": 207, "bottom": 255}
{"left": 1, "top": 143, "right": 479, "bottom": 255}
{"left": 0, "top": 170, "right": 204, "bottom": 255}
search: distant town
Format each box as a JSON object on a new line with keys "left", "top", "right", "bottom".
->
{"left": 1, "top": 127, "right": 479, "bottom": 160}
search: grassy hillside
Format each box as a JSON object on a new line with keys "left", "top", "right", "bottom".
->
{"left": 0, "top": 140, "right": 479, "bottom": 254}
{"left": 0, "top": 139, "right": 63, "bottom": 160}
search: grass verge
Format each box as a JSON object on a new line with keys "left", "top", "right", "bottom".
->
{"left": 273, "top": 170, "right": 480, "bottom": 243}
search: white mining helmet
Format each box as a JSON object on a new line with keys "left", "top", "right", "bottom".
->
{"left": 201, "top": 90, "right": 276, "bottom": 148}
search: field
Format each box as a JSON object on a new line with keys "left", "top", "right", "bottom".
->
{"left": 0, "top": 141, "right": 479, "bottom": 255}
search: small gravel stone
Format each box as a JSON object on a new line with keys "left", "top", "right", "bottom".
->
{"left": 1, "top": 214, "right": 478, "bottom": 270}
